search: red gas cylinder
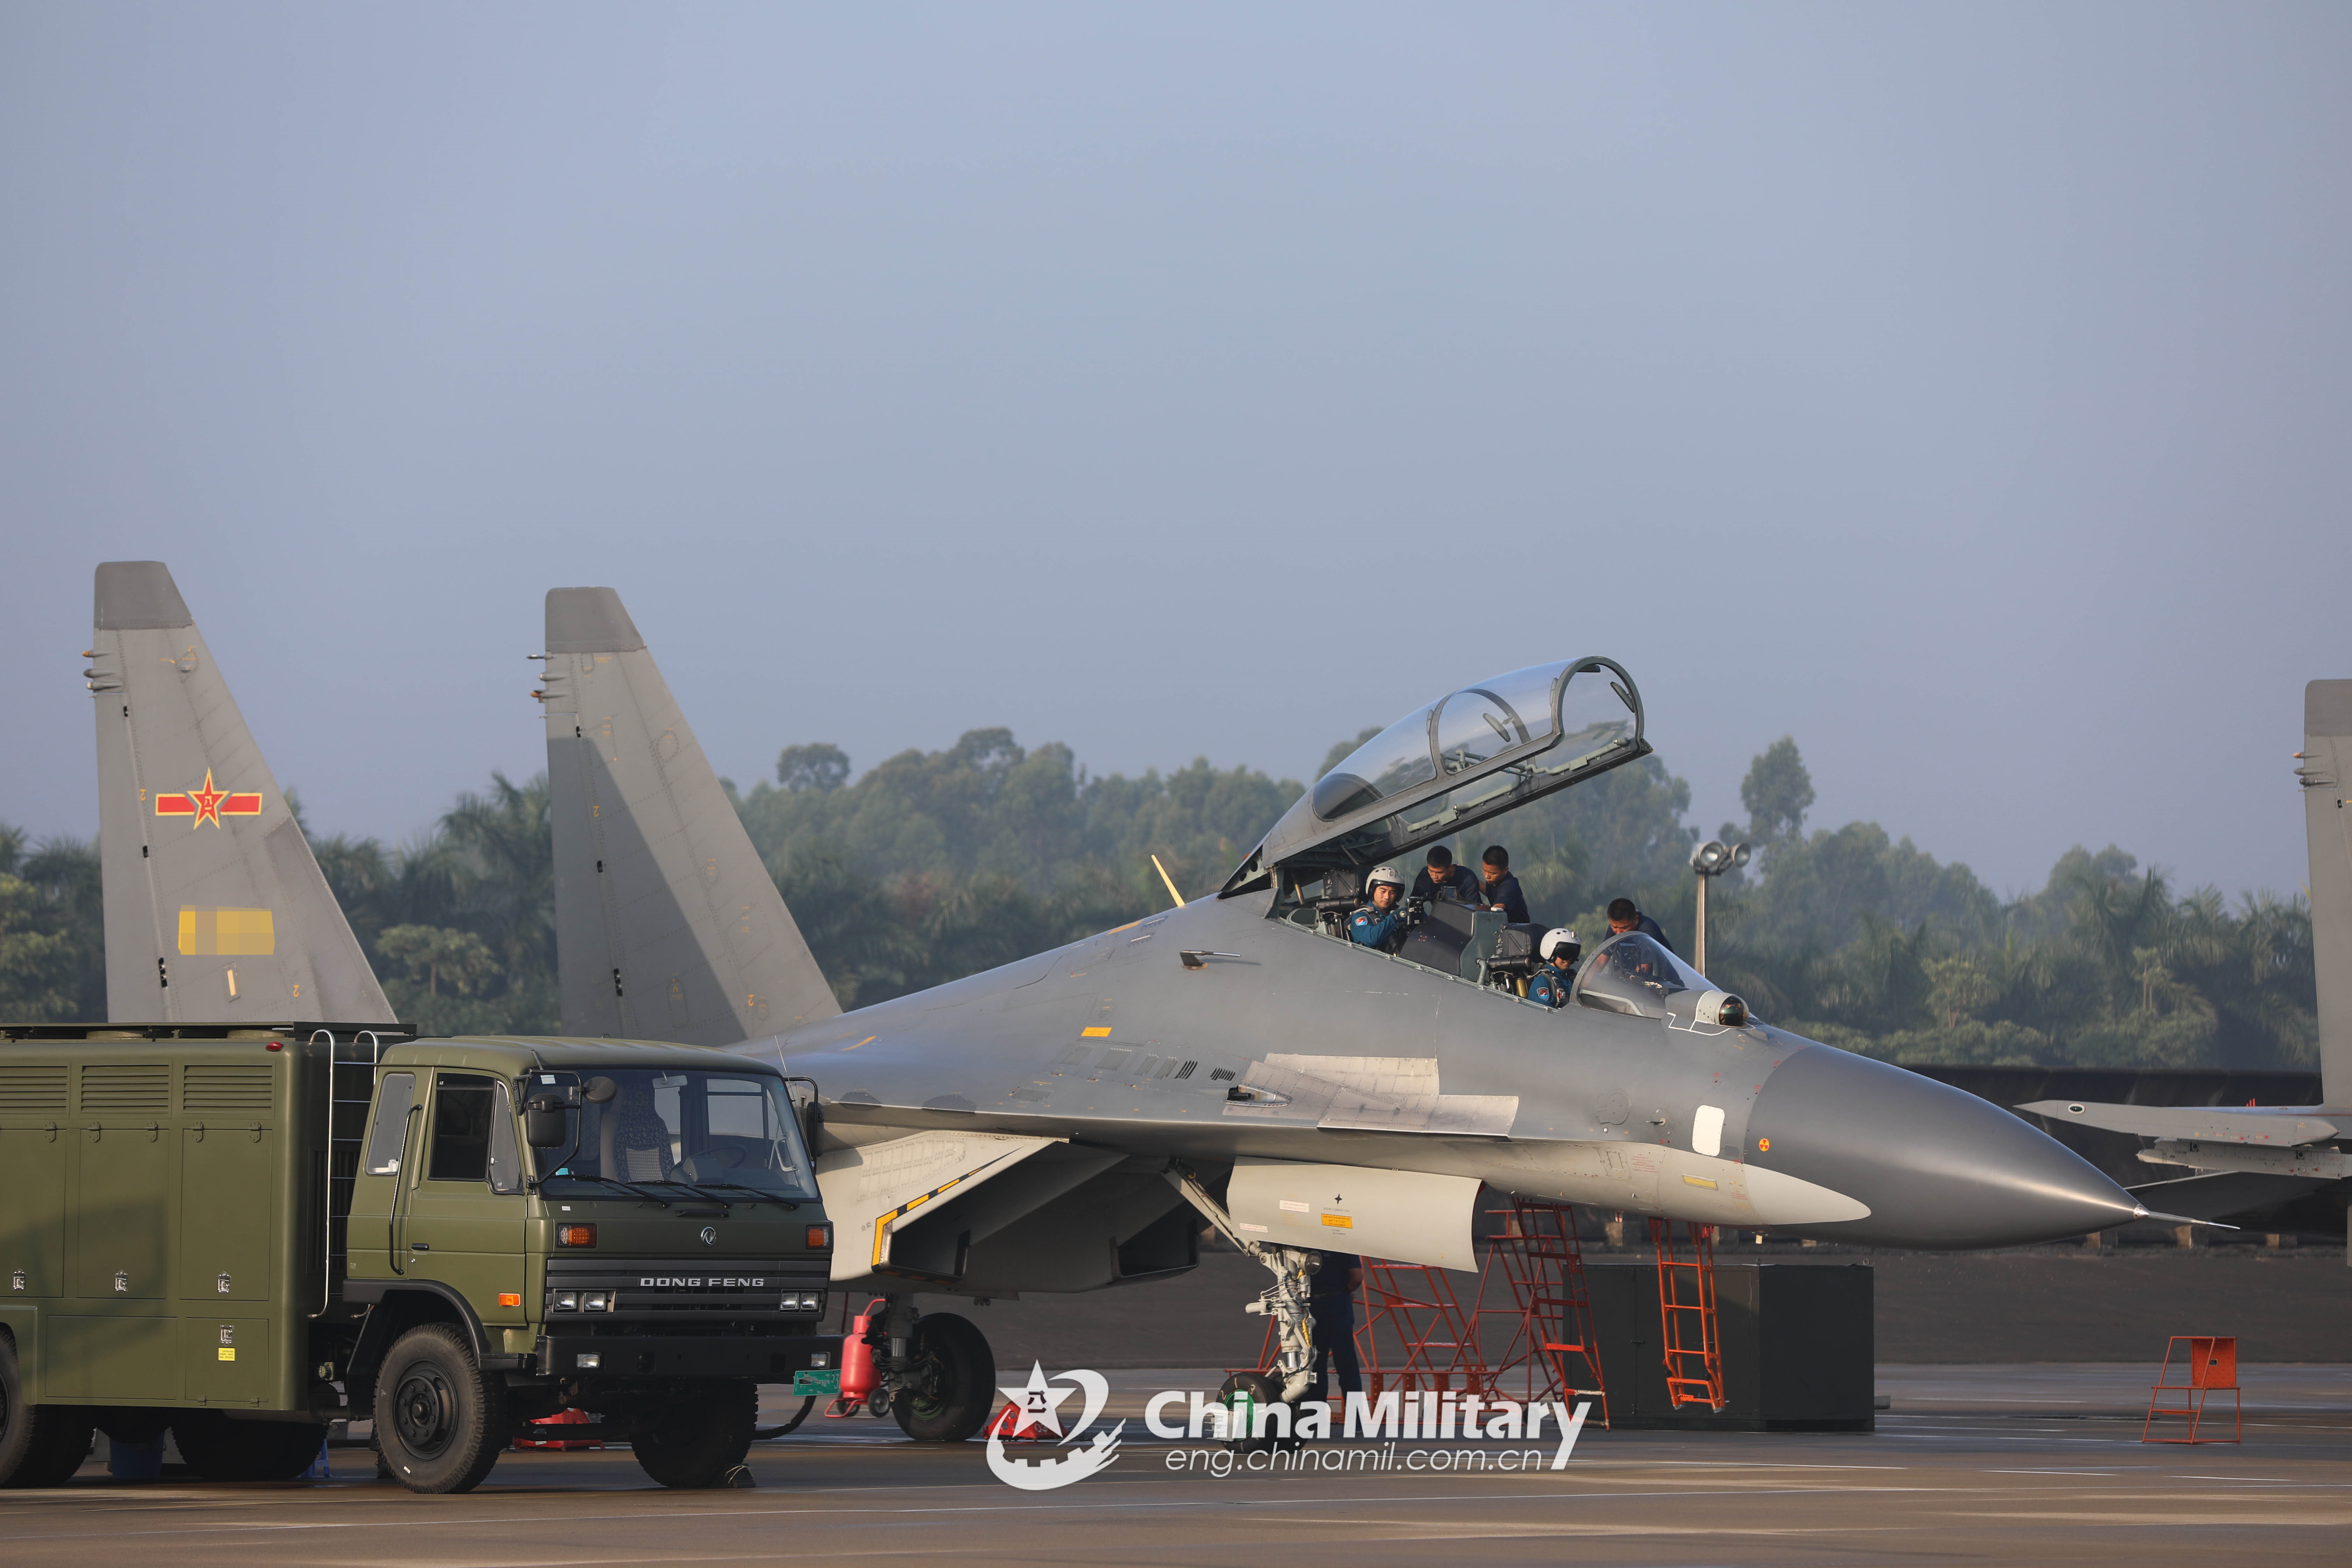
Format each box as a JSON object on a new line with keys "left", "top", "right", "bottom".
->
{"left": 828, "top": 1297, "right": 889, "bottom": 1419}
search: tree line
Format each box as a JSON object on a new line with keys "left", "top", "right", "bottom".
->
{"left": 0, "top": 729, "right": 2316, "bottom": 1070}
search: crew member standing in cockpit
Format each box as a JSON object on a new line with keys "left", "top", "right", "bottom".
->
{"left": 1348, "top": 865, "right": 1413, "bottom": 953}
{"left": 1412, "top": 846, "right": 1482, "bottom": 905}
{"left": 1479, "top": 846, "right": 1531, "bottom": 924}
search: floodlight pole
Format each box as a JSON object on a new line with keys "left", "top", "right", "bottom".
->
{"left": 1694, "top": 872, "right": 1709, "bottom": 976}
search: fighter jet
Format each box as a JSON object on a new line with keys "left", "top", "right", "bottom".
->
{"left": 2020, "top": 680, "right": 2352, "bottom": 1245}
{"left": 85, "top": 561, "right": 396, "bottom": 1026}
{"left": 535, "top": 587, "right": 2180, "bottom": 1431}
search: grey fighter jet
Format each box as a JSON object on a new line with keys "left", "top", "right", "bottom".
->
{"left": 2021, "top": 679, "right": 2352, "bottom": 1246}
{"left": 536, "top": 587, "right": 2177, "bottom": 1432}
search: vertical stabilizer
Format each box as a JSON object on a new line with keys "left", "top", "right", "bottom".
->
{"left": 2302, "top": 680, "right": 2352, "bottom": 1106}
{"left": 539, "top": 588, "right": 840, "bottom": 1046}
{"left": 89, "top": 562, "right": 395, "bottom": 1024}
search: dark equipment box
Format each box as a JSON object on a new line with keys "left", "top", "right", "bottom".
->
{"left": 1584, "top": 1261, "right": 1874, "bottom": 1431}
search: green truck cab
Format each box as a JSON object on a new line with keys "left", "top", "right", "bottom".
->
{"left": 0, "top": 1023, "right": 840, "bottom": 1493}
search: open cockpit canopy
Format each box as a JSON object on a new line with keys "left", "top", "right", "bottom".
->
{"left": 1223, "top": 656, "right": 1649, "bottom": 892}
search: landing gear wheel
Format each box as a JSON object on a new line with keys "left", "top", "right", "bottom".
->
{"left": 169, "top": 1411, "right": 330, "bottom": 1482}
{"left": 372, "top": 1323, "right": 509, "bottom": 1494}
{"left": 1217, "top": 1371, "right": 1292, "bottom": 1454}
{"left": 891, "top": 1313, "right": 994, "bottom": 1442}
{"left": 0, "top": 1338, "right": 94, "bottom": 1488}
{"left": 632, "top": 1380, "right": 756, "bottom": 1488}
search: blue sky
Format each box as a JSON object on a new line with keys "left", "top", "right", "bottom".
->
{"left": 5, "top": 4, "right": 2347, "bottom": 896}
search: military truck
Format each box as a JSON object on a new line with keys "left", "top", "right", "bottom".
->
{"left": 0, "top": 1022, "right": 841, "bottom": 1493}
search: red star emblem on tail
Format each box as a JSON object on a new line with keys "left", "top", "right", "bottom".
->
{"left": 154, "top": 769, "right": 264, "bottom": 828}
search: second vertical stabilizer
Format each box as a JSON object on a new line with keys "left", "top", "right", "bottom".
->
{"left": 2301, "top": 680, "right": 2352, "bottom": 1107}
{"left": 540, "top": 588, "right": 841, "bottom": 1046}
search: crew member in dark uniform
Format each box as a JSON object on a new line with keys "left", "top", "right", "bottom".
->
{"left": 1526, "top": 928, "right": 1581, "bottom": 1007}
{"left": 1348, "top": 865, "right": 1413, "bottom": 953}
{"left": 1606, "top": 897, "right": 1674, "bottom": 952}
{"left": 1411, "top": 846, "right": 1482, "bottom": 905}
{"left": 1479, "top": 846, "right": 1530, "bottom": 923}
{"left": 1308, "top": 1249, "right": 1364, "bottom": 1399}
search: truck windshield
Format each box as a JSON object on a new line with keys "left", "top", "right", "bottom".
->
{"left": 532, "top": 1068, "right": 817, "bottom": 1203}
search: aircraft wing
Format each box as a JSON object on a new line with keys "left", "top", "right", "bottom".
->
{"left": 2018, "top": 1100, "right": 2348, "bottom": 1146}
{"left": 86, "top": 562, "right": 394, "bottom": 1025}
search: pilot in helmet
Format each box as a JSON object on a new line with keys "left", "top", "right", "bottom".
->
{"left": 1347, "top": 865, "right": 1413, "bottom": 953}
{"left": 1526, "top": 928, "right": 1582, "bottom": 1008}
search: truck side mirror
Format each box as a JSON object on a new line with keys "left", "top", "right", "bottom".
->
{"left": 524, "top": 1095, "right": 569, "bottom": 1147}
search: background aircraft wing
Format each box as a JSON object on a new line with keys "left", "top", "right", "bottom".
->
{"left": 2017, "top": 1100, "right": 2346, "bottom": 1145}
{"left": 538, "top": 588, "right": 839, "bottom": 1046}
{"left": 87, "top": 561, "right": 394, "bottom": 1025}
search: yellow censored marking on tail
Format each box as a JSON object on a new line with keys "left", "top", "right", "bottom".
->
{"left": 1082, "top": 1026, "right": 1113, "bottom": 1038}
{"left": 1682, "top": 1175, "right": 1720, "bottom": 1189}
{"left": 178, "top": 907, "right": 275, "bottom": 956}
{"left": 1320, "top": 1213, "right": 1354, "bottom": 1229}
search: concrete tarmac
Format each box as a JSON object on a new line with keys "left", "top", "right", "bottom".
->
{"left": 9, "top": 1364, "right": 2348, "bottom": 1566}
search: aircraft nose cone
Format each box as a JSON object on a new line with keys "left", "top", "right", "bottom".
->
{"left": 1749, "top": 1041, "right": 2143, "bottom": 1248}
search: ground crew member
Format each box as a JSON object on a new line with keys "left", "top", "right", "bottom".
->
{"left": 1348, "top": 865, "right": 1412, "bottom": 952}
{"left": 1308, "top": 1249, "right": 1364, "bottom": 1398}
{"left": 1412, "top": 845, "right": 1482, "bottom": 905}
{"left": 1526, "top": 928, "right": 1581, "bottom": 1007}
{"left": 1479, "top": 846, "right": 1530, "bottom": 923}
{"left": 1606, "top": 897, "right": 1674, "bottom": 952}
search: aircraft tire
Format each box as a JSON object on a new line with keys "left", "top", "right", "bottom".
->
{"left": 891, "top": 1313, "right": 994, "bottom": 1442}
{"left": 632, "top": 1379, "right": 756, "bottom": 1488}
{"left": 1217, "top": 1371, "right": 1287, "bottom": 1454}
{"left": 169, "top": 1410, "right": 329, "bottom": 1482}
{"left": 372, "top": 1323, "right": 508, "bottom": 1493}
{"left": 0, "top": 1339, "right": 94, "bottom": 1488}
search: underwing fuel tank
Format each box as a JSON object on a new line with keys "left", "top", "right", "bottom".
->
{"left": 1747, "top": 1041, "right": 2146, "bottom": 1248}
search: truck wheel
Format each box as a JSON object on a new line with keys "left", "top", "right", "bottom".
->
{"left": 0, "top": 1338, "right": 95, "bottom": 1488}
{"left": 373, "top": 1324, "right": 509, "bottom": 1494}
{"left": 170, "top": 1411, "right": 330, "bottom": 1482}
{"left": 891, "top": 1313, "right": 994, "bottom": 1442}
{"left": 631, "top": 1380, "right": 755, "bottom": 1488}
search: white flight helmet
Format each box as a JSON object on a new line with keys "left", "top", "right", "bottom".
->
{"left": 1539, "top": 927, "right": 1581, "bottom": 962}
{"left": 1366, "top": 864, "right": 1407, "bottom": 892}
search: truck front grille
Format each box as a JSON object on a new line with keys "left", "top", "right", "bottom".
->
{"left": 544, "top": 1257, "right": 826, "bottom": 1323}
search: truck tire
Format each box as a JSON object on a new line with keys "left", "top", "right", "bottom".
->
{"left": 373, "top": 1323, "right": 509, "bottom": 1494}
{"left": 891, "top": 1313, "right": 993, "bottom": 1443}
{"left": 0, "top": 1339, "right": 94, "bottom": 1488}
{"left": 631, "top": 1379, "right": 755, "bottom": 1488}
{"left": 170, "top": 1411, "right": 330, "bottom": 1482}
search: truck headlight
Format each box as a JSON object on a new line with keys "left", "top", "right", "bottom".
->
{"left": 582, "top": 1291, "right": 612, "bottom": 1312}
{"left": 575, "top": 1353, "right": 600, "bottom": 1369}
{"left": 552, "top": 1291, "right": 580, "bottom": 1311}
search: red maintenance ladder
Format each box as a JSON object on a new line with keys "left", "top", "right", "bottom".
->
{"left": 1476, "top": 1198, "right": 1609, "bottom": 1426}
{"left": 1355, "top": 1257, "right": 1490, "bottom": 1398}
{"left": 1650, "top": 1218, "right": 1726, "bottom": 1410}
{"left": 1234, "top": 1257, "right": 1490, "bottom": 1399}
{"left": 2143, "top": 1336, "right": 2241, "bottom": 1444}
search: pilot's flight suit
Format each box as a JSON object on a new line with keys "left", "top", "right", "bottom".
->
{"left": 1348, "top": 903, "right": 1410, "bottom": 953}
{"left": 1527, "top": 962, "right": 1574, "bottom": 1008}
